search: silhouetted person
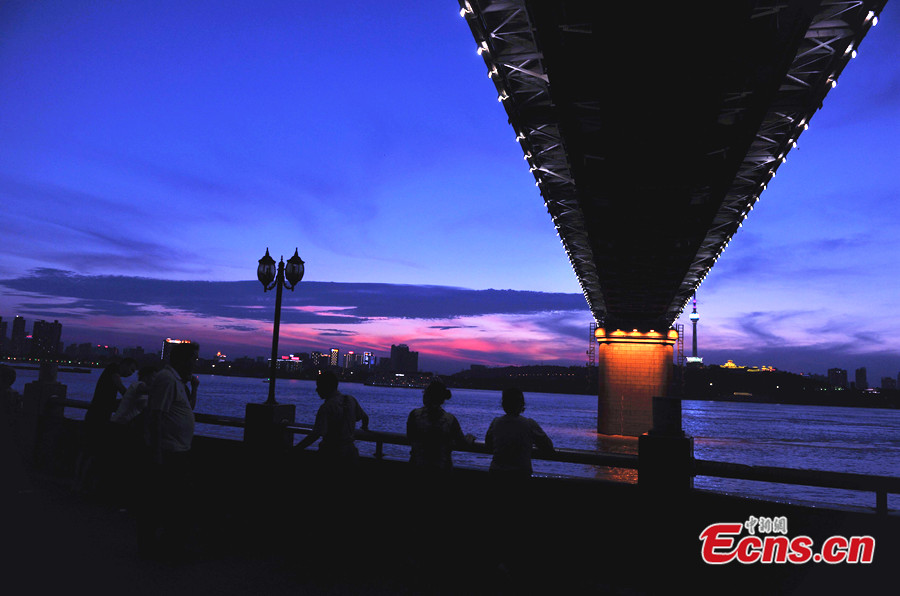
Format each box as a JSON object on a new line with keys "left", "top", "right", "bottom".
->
{"left": 485, "top": 387, "right": 553, "bottom": 478}
{"left": 406, "top": 380, "right": 474, "bottom": 471}
{"left": 139, "top": 342, "right": 199, "bottom": 559}
{"left": 294, "top": 370, "right": 369, "bottom": 464}
{"left": 110, "top": 365, "right": 158, "bottom": 509}
{"left": 292, "top": 370, "right": 369, "bottom": 562}
{"left": 77, "top": 358, "right": 137, "bottom": 495}
{"left": 485, "top": 387, "right": 554, "bottom": 583}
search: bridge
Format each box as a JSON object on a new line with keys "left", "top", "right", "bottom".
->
{"left": 458, "top": 0, "right": 887, "bottom": 435}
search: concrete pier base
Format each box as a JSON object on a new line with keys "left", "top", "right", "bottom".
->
{"left": 596, "top": 327, "right": 677, "bottom": 436}
{"left": 639, "top": 397, "right": 694, "bottom": 492}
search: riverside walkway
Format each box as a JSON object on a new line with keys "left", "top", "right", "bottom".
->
{"left": 5, "top": 383, "right": 900, "bottom": 595}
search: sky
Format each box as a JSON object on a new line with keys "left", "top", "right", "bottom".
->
{"left": 1, "top": 1, "right": 899, "bottom": 379}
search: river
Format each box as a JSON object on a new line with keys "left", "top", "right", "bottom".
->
{"left": 10, "top": 366, "right": 900, "bottom": 512}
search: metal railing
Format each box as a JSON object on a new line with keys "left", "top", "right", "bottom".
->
{"left": 55, "top": 398, "right": 898, "bottom": 514}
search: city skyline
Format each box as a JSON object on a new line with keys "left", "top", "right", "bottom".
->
{"left": 2, "top": 2, "right": 900, "bottom": 380}
{"left": 4, "top": 308, "right": 900, "bottom": 389}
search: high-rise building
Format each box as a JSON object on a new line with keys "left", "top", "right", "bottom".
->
{"left": 0, "top": 317, "right": 7, "bottom": 355}
{"left": 162, "top": 338, "right": 194, "bottom": 362}
{"left": 390, "top": 344, "right": 418, "bottom": 374}
{"left": 827, "top": 368, "right": 848, "bottom": 389}
{"left": 10, "top": 316, "right": 26, "bottom": 357}
{"left": 881, "top": 377, "right": 896, "bottom": 391}
{"left": 343, "top": 351, "right": 363, "bottom": 370}
{"left": 30, "top": 319, "right": 62, "bottom": 359}
{"left": 330, "top": 348, "right": 340, "bottom": 367}
{"left": 855, "top": 367, "right": 868, "bottom": 391}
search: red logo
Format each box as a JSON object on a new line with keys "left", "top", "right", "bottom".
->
{"left": 700, "top": 518, "right": 874, "bottom": 565}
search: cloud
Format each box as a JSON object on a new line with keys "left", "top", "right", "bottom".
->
{"left": 313, "top": 328, "right": 359, "bottom": 338}
{"left": 0, "top": 269, "right": 588, "bottom": 323}
{"left": 0, "top": 268, "right": 592, "bottom": 373}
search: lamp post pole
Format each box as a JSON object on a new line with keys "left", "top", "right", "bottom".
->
{"left": 257, "top": 247, "right": 305, "bottom": 405}
{"left": 266, "top": 258, "right": 286, "bottom": 405}
{"left": 246, "top": 248, "right": 303, "bottom": 452}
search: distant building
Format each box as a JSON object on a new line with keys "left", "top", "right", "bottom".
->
{"left": 275, "top": 354, "right": 304, "bottom": 372}
{"left": 827, "top": 368, "right": 848, "bottom": 389}
{"left": 123, "top": 346, "right": 146, "bottom": 361}
{"left": 855, "top": 367, "right": 868, "bottom": 391}
{"left": 881, "top": 377, "right": 896, "bottom": 391}
{"left": 11, "top": 316, "right": 26, "bottom": 357}
{"left": 330, "top": 348, "right": 340, "bottom": 367}
{"left": 343, "top": 351, "right": 363, "bottom": 370}
{"left": 390, "top": 344, "right": 418, "bottom": 374}
{"left": 162, "top": 338, "right": 194, "bottom": 362}
{"left": 0, "top": 317, "right": 7, "bottom": 356}
{"left": 30, "top": 319, "right": 62, "bottom": 359}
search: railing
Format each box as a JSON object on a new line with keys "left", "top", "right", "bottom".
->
{"left": 55, "top": 398, "right": 898, "bottom": 515}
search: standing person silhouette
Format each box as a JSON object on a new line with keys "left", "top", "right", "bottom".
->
{"left": 77, "top": 358, "right": 137, "bottom": 495}
{"left": 139, "top": 342, "right": 199, "bottom": 560}
{"left": 485, "top": 387, "right": 554, "bottom": 478}
{"left": 406, "top": 380, "right": 475, "bottom": 471}
{"left": 484, "top": 387, "right": 554, "bottom": 583}
{"left": 294, "top": 370, "right": 369, "bottom": 464}
{"left": 292, "top": 370, "right": 369, "bottom": 562}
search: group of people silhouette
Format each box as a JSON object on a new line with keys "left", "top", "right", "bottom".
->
{"left": 78, "top": 343, "right": 200, "bottom": 560}
{"left": 80, "top": 360, "right": 554, "bottom": 565}
{"left": 294, "top": 370, "right": 555, "bottom": 476}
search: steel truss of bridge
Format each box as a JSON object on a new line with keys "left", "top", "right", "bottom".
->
{"left": 459, "top": 0, "right": 886, "bottom": 331}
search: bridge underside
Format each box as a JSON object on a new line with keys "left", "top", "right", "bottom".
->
{"left": 460, "top": 0, "right": 885, "bottom": 434}
{"left": 461, "top": 0, "right": 884, "bottom": 331}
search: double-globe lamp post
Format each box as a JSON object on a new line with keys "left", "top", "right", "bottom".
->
{"left": 257, "top": 247, "right": 305, "bottom": 406}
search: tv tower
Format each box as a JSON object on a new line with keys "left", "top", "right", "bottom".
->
{"left": 689, "top": 294, "right": 700, "bottom": 359}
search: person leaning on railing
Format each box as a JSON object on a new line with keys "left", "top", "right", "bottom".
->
{"left": 485, "top": 387, "right": 554, "bottom": 479}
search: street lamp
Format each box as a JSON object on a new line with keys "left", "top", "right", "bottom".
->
{"left": 258, "top": 248, "right": 305, "bottom": 405}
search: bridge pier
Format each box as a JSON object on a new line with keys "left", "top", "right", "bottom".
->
{"left": 596, "top": 327, "right": 677, "bottom": 436}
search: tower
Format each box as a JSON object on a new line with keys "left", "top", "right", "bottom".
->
{"left": 689, "top": 294, "right": 700, "bottom": 359}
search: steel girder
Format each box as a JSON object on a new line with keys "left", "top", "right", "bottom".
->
{"left": 458, "top": 0, "right": 886, "bottom": 330}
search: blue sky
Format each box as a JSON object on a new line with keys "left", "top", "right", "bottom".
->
{"left": 1, "top": 1, "right": 899, "bottom": 380}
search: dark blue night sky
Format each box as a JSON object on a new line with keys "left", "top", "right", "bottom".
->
{"left": 2, "top": 1, "right": 899, "bottom": 377}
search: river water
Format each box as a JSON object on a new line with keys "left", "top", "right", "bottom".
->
{"left": 12, "top": 367, "right": 900, "bottom": 512}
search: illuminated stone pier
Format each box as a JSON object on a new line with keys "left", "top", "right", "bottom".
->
{"left": 596, "top": 327, "right": 678, "bottom": 436}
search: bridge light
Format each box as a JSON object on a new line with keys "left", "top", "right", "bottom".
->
{"left": 498, "top": 91, "right": 509, "bottom": 102}
{"left": 477, "top": 41, "right": 489, "bottom": 55}
{"left": 459, "top": 1, "right": 473, "bottom": 17}
{"left": 516, "top": 132, "right": 526, "bottom": 142}
{"left": 488, "top": 65, "right": 498, "bottom": 78}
